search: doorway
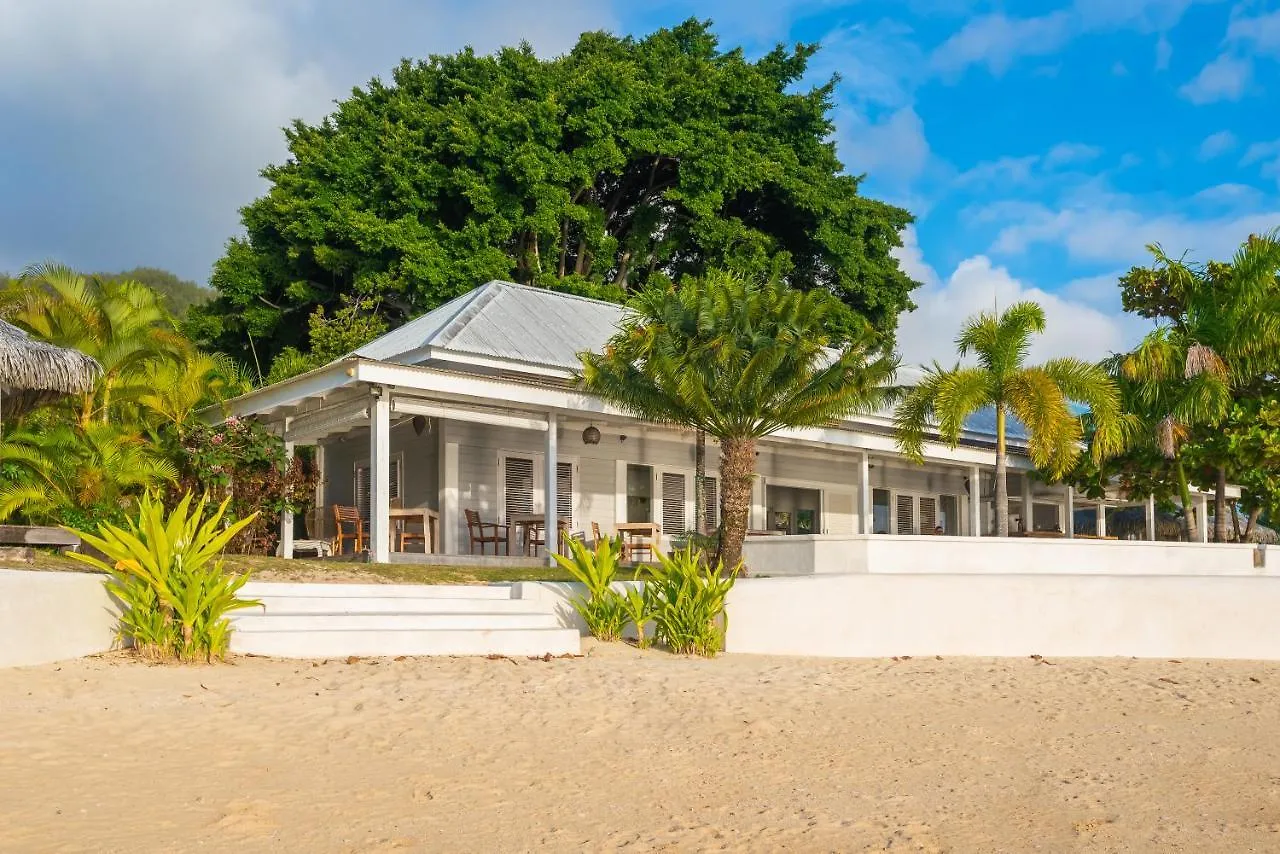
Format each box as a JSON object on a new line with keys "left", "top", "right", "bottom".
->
{"left": 766, "top": 485, "right": 821, "bottom": 534}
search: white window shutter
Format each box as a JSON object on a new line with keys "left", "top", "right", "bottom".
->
{"left": 701, "top": 477, "right": 718, "bottom": 530}
{"left": 557, "top": 461, "right": 573, "bottom": 526}
{"left": 504, "top": 457, "right": 535, "bottom": 518}
{"left": 355, "top": 465, "right": 371, "bottom": 519}
{"left": 919, "top": 496, "right": 937, "bottom": 533}
{"left": 896, "top": 494, "right": 915, "bottom": 535}
{"left": 662, "top": 472, "right": 687, "bottom": 534}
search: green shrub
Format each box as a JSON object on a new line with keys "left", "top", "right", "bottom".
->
{"left": 618, "top": 583, "right": 652, "bottom": 648}
{"left": 645, "top": 545, "right": 740, "bottom": 656}
{"left": 553, "top": 534, "right": 628, "bottom": 641}
{"left": 70, "top": 492, "right": 261, "bottom": 662}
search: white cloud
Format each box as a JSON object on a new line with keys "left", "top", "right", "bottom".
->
{"left": 1226, "top": 8, "right": 1280, "bottom": 56}
{"left": 931, "top": 12, "right": 1074, "bottom": 77}
{"left": 1043, "top": 142, "right": 1103, "bottom": 167}
{"left": 1112, "top": 60, "right": 1130, "bottom": 75}
{"left": 955, "top": 141, "right": 1101, "bottom": 190}
{"left": 1155, "top": 34, "right": 1173, "bottom": 69}
{"left": 1179, "top": 53, "right": 1252, "bottom": 104}
{"left": 1197, "top": 130, "right": 1238, "bottom": 160}
{"left": 1192, "top": 183, "right": 1266, "bottom": 207}
{"left": 835, "top": 106, "right": 934, "bottom": 188}
{"left": 893, "top": 252, "right": 1147, "bottom": 365}
{"left": 1241, "top": 140, "right": 1280, "bottom": 184}
{"left": 0, "top": 0, "right": 616, "bottom": 280}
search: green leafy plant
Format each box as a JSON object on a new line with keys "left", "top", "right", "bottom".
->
{"left": 69, "top": 492, "right": 261, "bottom": 662}
{"left": 618, "top": 584, "right": 653, "bottom": 649}
{"left": 644, "top": 545, "right": 740, "bottom": 656}
{"left": 552, "top": 534, "right": 628, "bottom": 642}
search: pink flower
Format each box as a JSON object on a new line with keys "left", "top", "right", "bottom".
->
{"left": 211, "top": 433, "right": 224, "bottom": 445}
{"left": 226, "top": 416, "right": 240, "bottom": 427}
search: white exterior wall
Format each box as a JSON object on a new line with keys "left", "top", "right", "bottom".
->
{"left": 724, "top": 573, "right": 1280, "bottom": 659}
{"left": 0, "top": 569, "right": 118, "bottom": 667}
{"left": 742, "top": 535, "right": 1267, "bottom": 577}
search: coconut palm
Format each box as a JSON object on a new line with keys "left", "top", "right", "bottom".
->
{"left": 894, "top": 301, "right": 1125, "bottom": 537}
{"left": 2, "top": 263, "right": 187, "bottom": 426}
{"left": 580, "top": 270, "right": 898, "bottom": 571}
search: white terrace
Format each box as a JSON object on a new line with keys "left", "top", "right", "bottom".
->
{"left": 207, "top": 280, "right": 1228, "bottom": 566}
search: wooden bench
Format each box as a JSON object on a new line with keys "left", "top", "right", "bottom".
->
{"left": 0, "top": 526, "right": 82, "bottom": 564}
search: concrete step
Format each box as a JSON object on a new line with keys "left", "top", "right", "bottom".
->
{"left": 249, "top": 595, "right": 544, "bottom": 615}
{"left": 241, "top": 582, "right": 515, "bottom": 600}
{"left": 230, "top": 627, "right": 581, "bottom": 658}
{"left": 231, "top": 612, "right": 561, "bottom": 632}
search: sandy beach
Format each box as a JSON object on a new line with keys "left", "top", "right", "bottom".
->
{"left": 2, "top": 644, "right": 1280, "bottom": 853}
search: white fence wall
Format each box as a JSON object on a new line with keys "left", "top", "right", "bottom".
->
{"left": 743, "top": 534, "right": 1269, "bottom": 577}
{"left": 0, "top": 569, "right": 117, "bottom": 668}
{"left": 723, "top": 573, "right": 1280, "bottom": 659}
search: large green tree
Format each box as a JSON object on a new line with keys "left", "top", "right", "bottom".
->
{"left": 580, "top": 270, "right": 897, "bottom": 571}
{"left": 894, "top": 302, "right": 1125, "bottom": 537}
{"left": 192, "top": 19, "right": 918, "bottom": 367}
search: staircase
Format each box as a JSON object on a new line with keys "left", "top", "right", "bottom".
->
{"left": 230, "top": 582, "right": 580, "bottom": 658}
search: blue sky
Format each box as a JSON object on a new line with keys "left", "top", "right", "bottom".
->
{"left": 1, "top": 1, "right": 1278, "bottom": 363}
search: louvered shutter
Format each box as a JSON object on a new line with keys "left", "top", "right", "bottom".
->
{"left": 356, "top": 459, "right": 400, "bottom": 519}
{"left": 355, "top": 465, "right": 370, "bottom": 519}
{"left": 700, "top": 477, "right": 718, "bottom": 530}
{"left": 504, "top": 457, "right": 535, "bottom": 517}
{"left": 557, "top": 462, "right": 573, "bottom": 525}
{"left": 896, "top": 494, "right": 915, "bottom": 535}
{"left": 662, "top": 472, "right": 687, "bottom": 534}
{"left": 919, "top": 497, "right": 937, "bottom": 533}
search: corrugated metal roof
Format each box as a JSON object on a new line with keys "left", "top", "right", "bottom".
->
{"left": 352, "top": 280, "right": 626, "bottom": 369}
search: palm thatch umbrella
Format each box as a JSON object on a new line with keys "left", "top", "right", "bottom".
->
{"left": 0, "top": 318, "right": 101, "bottom": 422}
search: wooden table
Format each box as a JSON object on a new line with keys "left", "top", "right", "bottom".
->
{"left": 615, "top": 522, "right": 661, "bottom": 562}
{"left": 508, "top": 512, "right": 569, "bottom": 556}
{"left": 389, "top": 507, "right": 438, "bottom": 554}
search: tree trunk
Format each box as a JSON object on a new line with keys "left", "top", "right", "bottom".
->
{"left": 718, "top": 436, "right": 755, "bottom": 573}
{"left": 1246, "top": 507, "right": 1261, "bottom": 540}
{"left": 995, "top": 405, "right": 1009, "bottom": 537}
{"left": 1215, "top": 466, "right": 1229, "bottom": 542}
{"left": 1175, "top": 458, "right": 1198, "bottom": 542}
{"left": 614, "top": 249, "right": 633, "bottom": 291}
{"left": 1232, "top": 503, "right": 1241, "bottom": 541}
{"left": 694, "top": 429, "right": 705, "bottom": 533}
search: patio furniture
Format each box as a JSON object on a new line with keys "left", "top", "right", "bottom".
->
{"left": 390, "top": 506, "right": 438, "bottom": 553}
{"left": 616, "top": 521, "right": 660, "bottom": 563}
{"left": 332, "top": 505, "right": 364, "bottom": 555}
{"left": 465, "top": 509, "right": 508, "bottom": 555}
{"left": 510, "top": 512, "right": 569, "bottom": 556}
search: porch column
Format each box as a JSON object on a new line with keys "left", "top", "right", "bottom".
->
{"left": 280, "top": 417, "right": 294, "bottom": 560}
{"left": 1065, "top": 486, "right": 1074, "bottom": 539}
{"left": 1096, "top": 502, "right": 1106, "bottom": 538}
{"left": 1198, "top": 493, "right": 1209, "bottom": 543}
{"left": 441, "top": 441, "right": 459, "bottom": 555}
{"left": 969, "top": 465, "right": 981, "bottom": 537}
{"left": 1145, "top": 494, "right": 1157, "bottom": 541}
{"left": 1020, "top": 474, "right": 1034, "bottom": 534}
{"left": 370, "top": 393, "right": 391, "bottom": 563}
{"left": 314, "top": 443, "right": 326, "bottom": 540}
{"left": 859, "top": 453, "right": 872, "bottom": 534}
{"left": 544, "top": 412, "right": 558, "bottom": 564}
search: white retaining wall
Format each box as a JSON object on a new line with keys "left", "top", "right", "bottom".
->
{"left": 0, "top": 568, "right": 117, "bottom": 667}
{"left": 723, "top": 573, "right": 1280, "bottom": 659}
{"left": 742, "top": 534, "right": 1268, "bottom": 577}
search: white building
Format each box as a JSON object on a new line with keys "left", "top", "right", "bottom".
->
{"left": 208, "top": 280, "right": 1220, "bottom": 563}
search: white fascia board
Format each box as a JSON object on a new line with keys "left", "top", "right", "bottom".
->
{"left": 283, "top": 400, "right": 372, "bottom": 443}
{"left": 392, "top": 346, "right": 576, "bottom": 380}
{"left": 352, "top": 360, "right": 1031, "bottom": 466}
{"left": 391, "top": 398, "right": 548, "bottom": 432}
{"left": 199, "top": 361, "right": 356, "bottom": 424}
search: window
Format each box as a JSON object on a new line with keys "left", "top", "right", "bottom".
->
{"left": 919, "top": 496, "right": 937, "bottom": 534}
{"left": 504, "top": 456, "right": 536, "bottom": 517}
{"left": 872, "top": 488, "right": 891, "bottom": 534}
{"left": 626, "top": 464, "right": 653, "bottom": 523}
{"left": 661, "top": 472, "right": 687, "bottom": 534}
{"left": 355, "top": 457, "right": 402, "bottom": 520}
{"left": 896, "top": 494, "right": 915, "bottom": 535}
{"left": 939, "top": 495, "right": 958, "bottom": 535}
{"left": 700, "top": 476, "right": 718, "bottom": 531}
{"left": 557, "top": 461, "right": 573, "bottom": 526}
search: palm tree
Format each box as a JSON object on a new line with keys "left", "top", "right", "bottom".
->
{"left": 894, "top": 301, "right": 1124, "bottom": 537}
{"left": 580, "top": 270, "right": 898, "bottom": 570}
{"left": 2, "top": 263, "right": 187, "bottom": 426}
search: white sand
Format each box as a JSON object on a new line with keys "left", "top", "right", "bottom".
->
{"left": 2, "top": 643, "right": 1280, "bottom": 852}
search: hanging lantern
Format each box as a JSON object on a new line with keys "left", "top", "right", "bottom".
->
{"left": 582, "top": 425, "right": 601, "bottom": 445}
{"left": 412, "top": 415, "right": 428, "bottom": 436}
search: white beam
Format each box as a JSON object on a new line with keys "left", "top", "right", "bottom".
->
{"left": 544, "top": 413, "right": 558, "bottom": 565}
{"left": 1199, "top": 493, "right": 1209, "bottom": 544}
{"left": 1065, "top": 486, "right": 1074, "bottom": 539}
{"left": 1145, "top": 494, "right": 1157, "bottom": 541}
{"left": 201, "top": 361, "right": 353, "bottom": 423}
{"left": 859, "top": 453, "right": 872, "bottom": 535}
{"left": 1096, "top": 502, "right": 1106, "bottom": 538}
{"left": 281, "top": 417, "right": 294, "bottom": 560}
{"left": 370, "top": 394, "right": 391, "bottom": 563}
{"left": 392, "top": 398, "right": 547, "bottom": 432}
{"left": 442, "top": 441, "right": 459, "bottom": 555}
{"left": 969, "top": 465, "right": 981, "bottom": 537}
{"left": 1020, "top": 474, "right": 1034, "bottom": 534}
{"left": 283, "top": 400, "right": 370, "bottom": 443}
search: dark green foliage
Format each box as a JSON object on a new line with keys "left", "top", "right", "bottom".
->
{"left": 193, "top": 19, "right": 918, "bottom": 366}
{"left": 94, "top": 267, "right": 211, "bottom": 318}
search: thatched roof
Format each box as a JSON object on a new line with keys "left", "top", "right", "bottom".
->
{"left": 0, "top": 319, "right": 100, "bottom": 417}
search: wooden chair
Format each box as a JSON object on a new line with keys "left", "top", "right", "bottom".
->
{"left": 592, "top": 522, "right": 628, "bottom": 560}
{"left": 524, "top": 519, "right": 569, "bottom": 556}
{"left": 332, "top": 505, "right": 364, "bottom": 555}
{"left": 465, "top": 509, "right": 508, "bottom": 555}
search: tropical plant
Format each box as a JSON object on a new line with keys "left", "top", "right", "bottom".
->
{"left": 69, "top": 492, "right": 261, "bottom": 662}
{"left": 581, "top": 270, "right": 897, "bottom": 569}
{"left": 552, "top": 534, "right": 628, "bottom": 642}
{"left": 0, "top": 420, "right": 178, "bottom": 524}
{"left": 1116, "top": 233, "right": 1280, "bottom": 540}
{"left": 894, "top": 301, "right": 1126, "bottom": 537}
{"left": 618, "top": 584, "right": 653, "bottom": 649}
{"left": 190, "top": 19, "right": 918, "bottom": 369}
{"left": 643, "top": 545, "right": 739, "bottom": 656}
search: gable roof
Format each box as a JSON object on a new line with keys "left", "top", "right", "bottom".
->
{"left": 352, "top": 280, "right": 626, "bottom": 371}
